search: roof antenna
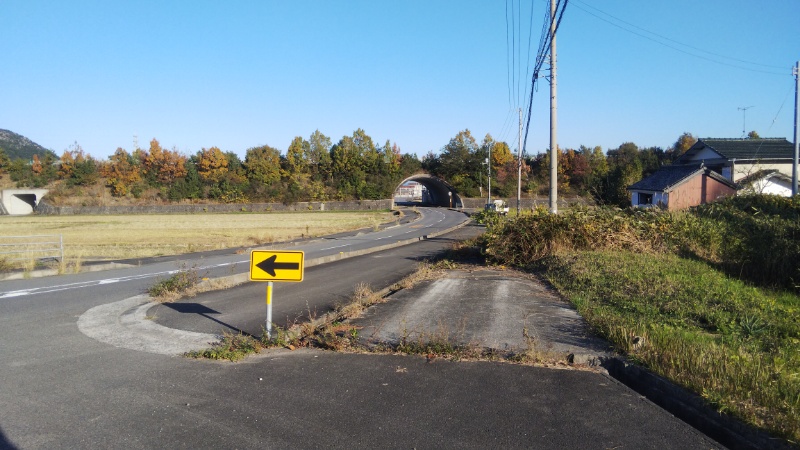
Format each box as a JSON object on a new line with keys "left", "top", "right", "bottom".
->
{"left": 737, "top": 106, "right": 754, "bottom": 138}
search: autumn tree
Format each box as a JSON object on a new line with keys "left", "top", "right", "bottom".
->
{"left": 141, "top": 139, "right": 187, "bottom": 185}
{"left": 59, "top": 142, "right": 98, "bottom": 186}
{"left": 210, "top": 152, "right": 248, "bottom": 202}
{"left": 195, "top": 146, "right": 228, "bottom": 183}
{"left": 103, "top": 148, "right": 142, "bottom": 196}
{"left": 668, "top": 132, "right": 697, "bottom": 160}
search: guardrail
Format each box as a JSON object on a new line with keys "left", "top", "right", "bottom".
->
{"left": 0, "top": 234, "right": 63, "bottom": 262}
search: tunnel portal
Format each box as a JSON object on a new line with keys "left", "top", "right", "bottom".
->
{"left": 393, "top": 174, "right": 462, "bottom": 208}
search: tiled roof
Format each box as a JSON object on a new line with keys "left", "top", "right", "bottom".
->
{"left": 628, "top": 164, "right": 704, "bottom": 192}
{"left": 736, "top": 169, "right": 792, "bottom": 188}
{"left": 628, "top": 164, "right": 736, "bottom": 192}
{"left": 676, "top": 138, "right": 795, "bottom": 162}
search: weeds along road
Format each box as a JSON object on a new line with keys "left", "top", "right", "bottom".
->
{"left": 0, "top": 207, "right": 719, "bottom": 449}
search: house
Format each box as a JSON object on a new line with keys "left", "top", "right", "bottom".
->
{"left": 736, "top": 170, "right": 793, "bottom": 197}
{"left": 627, "top": 164, "right": 737, "bottom": 210}
{"left": 673, "top": 137, "right": 795, "bottom": 183}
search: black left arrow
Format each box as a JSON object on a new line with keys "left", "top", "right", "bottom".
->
{"left": 256, "top": 255, "right": 300, "bottom": 277}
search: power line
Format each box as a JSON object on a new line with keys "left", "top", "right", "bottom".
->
{"left": 521, "top": 0, "right": 536, "bottom": 125}
{"left": 505, "top": 0, "right": 511, "bottom": 106}
{"left": 570, "top": 0, "right": 786, "bottom": 76}
{"left": 522, "top": 0, "right": 568, "bottom": 158}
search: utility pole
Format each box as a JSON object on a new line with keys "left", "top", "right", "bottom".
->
{"left": 793, "top": 61, "right": 799, "bottom": 196}
{"left": 549, "top": 0, "right": 558, "bottom": 214}
{"left": 517, "top": 107, "right": 522, "bottom": 215}
{"left": 487, "top": 144, "right": 492, "bottom": 207}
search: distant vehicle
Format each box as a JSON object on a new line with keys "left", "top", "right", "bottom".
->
{"left": 484, "top": 199, "right": 509, "bottom": 215}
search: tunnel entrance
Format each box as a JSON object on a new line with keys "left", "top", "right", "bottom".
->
{"left": 393, "top": 174, "right": 462, "bottom": 208}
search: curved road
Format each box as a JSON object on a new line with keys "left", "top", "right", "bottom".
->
{"left": 0, "top": 207, "right": 465, "bottom": 302}
{"left": 0, "top": 207, "right": 720, "bottom": 449}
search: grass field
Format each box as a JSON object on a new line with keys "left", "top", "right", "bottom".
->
{"left": 0, "top": 211, "right": 396, "bottom": 263}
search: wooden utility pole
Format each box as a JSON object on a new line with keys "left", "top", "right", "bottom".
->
{"left": 549, "top": 0, "right": 559, "bottom": 213}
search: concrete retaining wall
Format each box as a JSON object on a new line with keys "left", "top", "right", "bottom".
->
{"left": 35, "top": 199, "right": 393, "bottom": 215}
{"left": 459, "top": 196, "right": 593, "bottom": 209}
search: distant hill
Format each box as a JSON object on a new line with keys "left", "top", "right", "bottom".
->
{"left": 0, "top": 129, "right": 57, "bottom": 160}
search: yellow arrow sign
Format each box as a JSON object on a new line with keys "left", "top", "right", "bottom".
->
{"left": 250, "top": 250, "right": 304, "bottom": 282}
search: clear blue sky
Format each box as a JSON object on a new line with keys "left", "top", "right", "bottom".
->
{"left": 1, "top": 0, "right": 797, "bottom": 160}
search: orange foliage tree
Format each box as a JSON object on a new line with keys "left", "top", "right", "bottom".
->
{"left": 141, "top": 139, "right": 187, "bottom": 185}
{"left": 196, "top": 146, "right": 228, "bottom": 183}
{"left": 102, "top": 148, "right": 142, "bottom": 196}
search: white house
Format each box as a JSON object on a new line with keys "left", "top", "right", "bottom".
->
{"left": 736, "top": 170, "right": 793, "bottom": 197}
{"left": 672, "top": 138, "right": 795, "bottom": 183}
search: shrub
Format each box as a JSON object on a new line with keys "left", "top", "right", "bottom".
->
{"left": 483, "top": 196, "right": 800, "bottom": 291}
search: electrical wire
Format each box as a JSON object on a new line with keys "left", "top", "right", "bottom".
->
{"left": 570, "top": 0, "right": 786, "bottom": 76}
{"left": 505, "top": 0, "right": 511, "bottom": 106}
{"left": 522, "top": 0, "right": 568, "bottom": 158}
{"left": 572, "top": 0, "right": 786, "bottom": 70}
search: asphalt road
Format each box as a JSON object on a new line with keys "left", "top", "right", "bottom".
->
{"left": 150, "top": 225, "right": 482, "bottom": 337}
{"left": 0, "top": 207, "right": 721, "bottom": 449}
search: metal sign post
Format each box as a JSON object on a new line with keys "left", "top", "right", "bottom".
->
{"left": 266, "top": 281, "right": 273, "bottom": 338}
{"left": 249, "top": 250, "right": 305, "bottom": 339}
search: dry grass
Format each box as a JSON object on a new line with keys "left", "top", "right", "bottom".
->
{"left": 0, "top": 211, "right": 394, "bottom": 261}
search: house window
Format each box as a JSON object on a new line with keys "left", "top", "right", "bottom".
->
{"left": 638, "top": 193, "right": 653, "bottom": 205}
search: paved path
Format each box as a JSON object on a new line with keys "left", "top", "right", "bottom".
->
{"left": 353, "top": 268, "right": 612, "bottom": 361}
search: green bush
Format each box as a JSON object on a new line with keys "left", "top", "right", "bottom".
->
{"left": 483, "top": 195, "right": 800, "bottom": 291}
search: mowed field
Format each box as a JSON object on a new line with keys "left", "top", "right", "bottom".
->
{"left": 0, "top": 211, "right": 396, "bottom": 261}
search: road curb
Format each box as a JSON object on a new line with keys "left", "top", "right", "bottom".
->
{"left": 601, "top": 357, "right": 794, "bottom": 450}
{"left": 75, "top": 211, "right": 472, "bottom": 356}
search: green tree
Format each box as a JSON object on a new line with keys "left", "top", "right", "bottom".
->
{"left": 167, "top": 160, "right": 202, "bottom": 201}
{"left": 307, "top": 129, "right": 332, "bottom": 181}
{"left": 603, "top": 142, "right": 643, "bottom": 207}
{"left": 747, "top": 130, "right": 761, "bottom": 139}
{"left": 245, "top": 145, "right": 281, "bottom": 200}
{"left": 0, "top": 148, "right": 11, "bottom": 178}
{"left": 59, "top": 142, "right": 99, "bottom": 186}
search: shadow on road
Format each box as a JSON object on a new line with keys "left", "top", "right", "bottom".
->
{"left": 0, "top": 425, "right": 19, "bottom": 450}
{"left": 162, "top": 302, "right": 248, "bottom": 336}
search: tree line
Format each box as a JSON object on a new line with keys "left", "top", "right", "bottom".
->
{"left": 421, "top": 130, "right": 698, "bottom": 207}
{"left": 0, "top": 128, "right": 700, "bottom": 207}
{"left": 0, "top": 129, "right": 423, "bottom": 204}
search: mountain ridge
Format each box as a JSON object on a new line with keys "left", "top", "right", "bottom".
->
{"left": 0, "top": 129, "right": 57, "bottom": 160}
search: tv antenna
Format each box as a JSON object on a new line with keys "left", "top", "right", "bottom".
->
{"left": 737, "top": 106, "right": 754, "bottom": 138}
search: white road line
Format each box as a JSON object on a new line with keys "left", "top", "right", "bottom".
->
{"left": 0, "top": 260, "right": 247, "bottom": 299}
